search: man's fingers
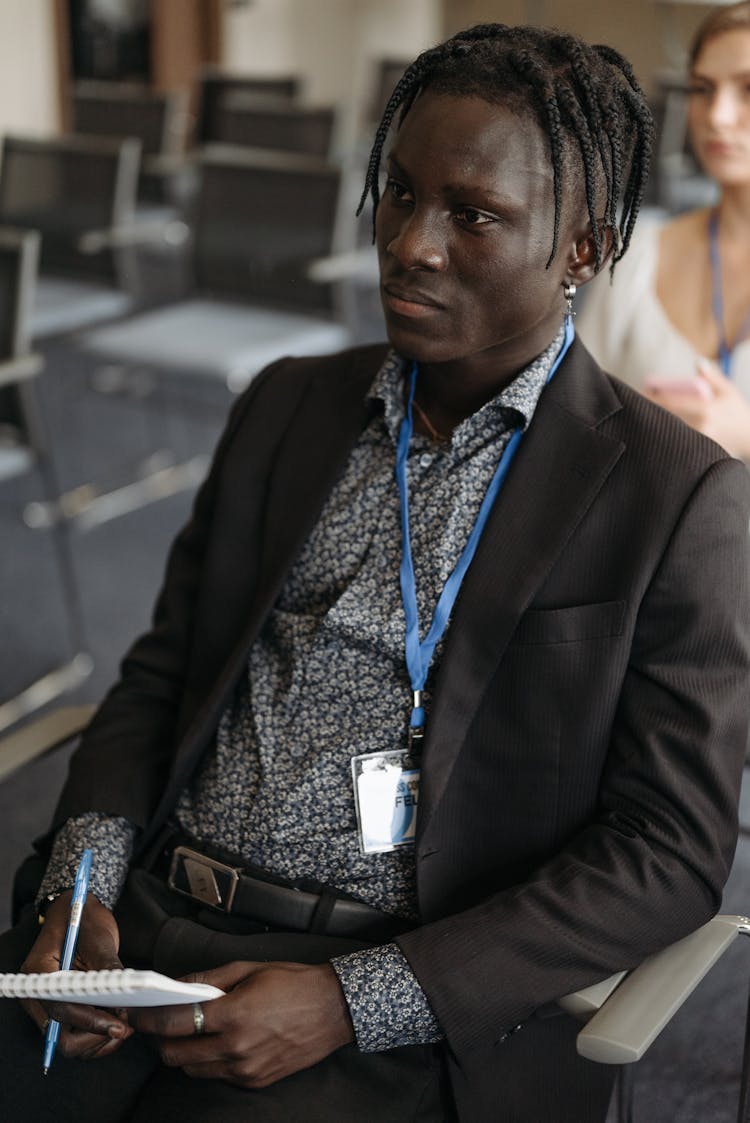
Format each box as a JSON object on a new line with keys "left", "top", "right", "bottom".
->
{"left": 182, "top": 960, "right": 263, "bottom": 991}
{"left": 21, "top": 997, "right": 52, "bottom": 1034}
{"left": 167, "top": 1050, "right": 284, "bottom": 1089}
{"left": 43, "top": 1000, "right": 131, "bottom": 1039}
{"left": 130, "top": 1001, "right": 208, "bottom": 1038}
{"left": 67, "top": 1026, "right": 132, "bottom": 1061}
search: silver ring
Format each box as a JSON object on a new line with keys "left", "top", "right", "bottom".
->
{"left": 192, "top": 1002, "right": 205, "bottom": 1035}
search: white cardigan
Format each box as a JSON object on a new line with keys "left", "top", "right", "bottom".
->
{"left": 577, "top": 216, "right": 750, "bottom": 399}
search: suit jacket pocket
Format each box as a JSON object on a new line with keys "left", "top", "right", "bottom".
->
{"left": 510, "top": 600, "right": 626, "bottom": 646}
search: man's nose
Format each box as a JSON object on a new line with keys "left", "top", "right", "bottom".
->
{"left": 386, "top": 209, "right": 447, "bottom": 270}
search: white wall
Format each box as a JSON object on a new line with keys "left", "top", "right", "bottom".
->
{"left": 222, "top": 0, "right": 442, "bottom": 147}
{"left": 0, "top": 0, "right": 59, "bottom": 136}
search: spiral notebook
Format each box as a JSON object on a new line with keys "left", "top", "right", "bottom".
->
{"left": 0, "top": 968, "right": 224, "bottom": 1007}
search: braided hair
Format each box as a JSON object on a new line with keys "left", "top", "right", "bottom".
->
{"left": 359, "top": 24, "right": 654, "bottom": 272}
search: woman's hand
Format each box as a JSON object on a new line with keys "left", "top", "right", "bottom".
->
{"left": 20, "top": 892, "right": 133, "bottom": 1060}
{"left": 644, "top": 359, "right": 750, "bottom": 460}
{"left": 130, "top": 960, "right": 356, "bottom": 1088}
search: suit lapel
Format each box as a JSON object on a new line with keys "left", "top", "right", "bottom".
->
{"left": 418, "top": 339, "right": 626, "bottom": 836}
{"left": 256, "top": 352, "right": 382, "bottom": 607}
{"left": 206, "top": 348, "right": 381, "bottom": 711}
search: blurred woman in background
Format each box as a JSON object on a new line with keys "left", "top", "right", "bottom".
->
{"left": 578, "top": 0, "right": 750, "bottom": 461}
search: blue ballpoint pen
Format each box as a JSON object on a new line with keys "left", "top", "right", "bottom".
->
{"left": 42, "top": 848, "right": 93, "bottom": 1074}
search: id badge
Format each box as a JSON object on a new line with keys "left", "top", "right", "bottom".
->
{"left": 351, "top": 750, "right": 420, "bottom": 854}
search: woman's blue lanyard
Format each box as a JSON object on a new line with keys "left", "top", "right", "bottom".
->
{"left": 709, "top": 209, "right": 750, "bottom": 377}
{"left": 396, "top": 316, "right": 575, "bottom": 752}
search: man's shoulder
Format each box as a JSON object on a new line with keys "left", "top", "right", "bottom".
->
{"left": 220, "top": 343, "right": 392, "bottom": 455}
{"left": 564, "top": 340, "right": 748, "bottom": 514}
{"left": 604, "top": 370, "right": 749, "bottom": 501}
{"left": 253, "top": 343, "right": 391, "bottom": 395}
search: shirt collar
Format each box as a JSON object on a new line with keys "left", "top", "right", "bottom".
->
{"left": 368, "top": 326, "right": 566, "bottom": 448}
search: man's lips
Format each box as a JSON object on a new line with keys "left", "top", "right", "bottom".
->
{"left": 382, "top": 283, "right": 444, "bottom": 318}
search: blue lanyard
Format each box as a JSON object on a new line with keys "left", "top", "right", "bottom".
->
{"left": 396, "top": 317, "right": 575, "bottom": 747}
{"left": 709, "top": 209, "right": 750, "bottom": 377}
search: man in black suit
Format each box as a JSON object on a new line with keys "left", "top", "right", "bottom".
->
{"left": 2, "top": 23, "right": 749, "bottom": 1123}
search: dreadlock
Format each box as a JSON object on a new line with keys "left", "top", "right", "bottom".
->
{"left": 358, "top": 23, "right": 654, "bottom": 272}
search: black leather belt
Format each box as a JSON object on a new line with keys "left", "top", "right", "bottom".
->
{"left": 161, "top": 843, "right": 407, "bottom": 940}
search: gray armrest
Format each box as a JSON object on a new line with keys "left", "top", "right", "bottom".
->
{"left": 307, "top": 247, "right": 379, "bottom": 284}
{"left": 77, "top": 220, "right": 189, "bottom": 254}
{"left": 0, "top": 702, "right": 96, "bottom": 781}
{"left": 557, "top": 971, "right": 628, "bottom": 1017}
{"left": 575, "top": 915, "right": 749, "bottom": 1064}
{"left": 0, "top": 353, "right": 44, "bottom": 388}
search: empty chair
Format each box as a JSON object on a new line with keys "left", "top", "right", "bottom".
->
{"left": 210, "top": 92, "right": 337, "bottom": 160}
{"left": 368, "top": 56, "right": 410, "bottom": 127}
{"left": 0, "top": 134, "right": 142, "bottom": 339}
{"left": 0, "top": 226, "right": 92, "bottom": 734}
{"left": 76, "top": 145, "right": 351, "bottom": 395}
{"left": 71, "top": 79, "right": 188, "bottom": 208}
{"left": 194, "top": 68, "right": 301, "bottom": 146}
{"left": 649, "top": 70, "right": 717, "bottom": 214}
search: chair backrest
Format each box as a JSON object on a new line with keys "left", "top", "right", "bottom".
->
{"left": 0, "top": 134, "right": 141, "bottom": 283}
{"left": 71, "top": 80, "right": 183, "bottom": 158}
{"left": 368, "top": 57, "right": 410, "bottom": 124}
{"left": 0, "top": 227, "right": 43, "bottom": 473}
{"left": 0, "top": 230, "right": 91, "bottom": 727}
{"left": 195, "top": 69, "right": 301, "bottom": 146}
{"left": 212, "top": 93, "right": 336, "bottom": 159}
{"left": 0, "top": 227, "right": 38, "bottom": 365}
{"left": 193, "top": 146, "right": 342, "bottom": 313}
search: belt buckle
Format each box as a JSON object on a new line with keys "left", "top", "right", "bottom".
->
{"left": 167, "top": 845, "right": 240, "bottom": 912}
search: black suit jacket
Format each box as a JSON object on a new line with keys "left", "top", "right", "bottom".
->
{"left": 52, "top": 340, "right": 750, "bottom": 1117}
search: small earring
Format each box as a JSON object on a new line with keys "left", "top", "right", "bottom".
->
{"left": 563, "top": 282, "right": 577, "bottom": 320}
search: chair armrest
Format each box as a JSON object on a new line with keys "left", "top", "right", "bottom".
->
{"left": 557, "top": 971, "right": 628, "bottom": 1017}
{"left": 307, "top": 246, "right": 379, "bottom": 284}
{"left": 575, "top": 915, "right": 749, "bottom": 1064}
{"left": 142, "top": 152, "right": 189, "bottom": 176}
{"left": 77, "top": 220, "right": 189, "bottom": 253}
{"left": 0, "top": 703, "right": 96, "bottom": 782}
{"left": 0, "top": 353, "right": 44, "bottom": 388}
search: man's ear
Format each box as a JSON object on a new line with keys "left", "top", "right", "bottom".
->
{"left": 565, "top": 223, "right": 616, "bottom": 287}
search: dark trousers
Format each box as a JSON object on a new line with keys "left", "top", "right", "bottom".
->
{"left": 0, "top": 869, "right": 451, "bottom": 1123}
{"left": 0, "top": 866, "right": 615, "bottom": 1122}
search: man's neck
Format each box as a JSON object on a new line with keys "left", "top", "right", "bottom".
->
{"left": 410, "top": 329, "right": 563, "bottom": 438}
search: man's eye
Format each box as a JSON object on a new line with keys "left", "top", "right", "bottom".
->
{"left": 386, "top": 177, "right": 412, "bottom": 202}
{"left": 457, "top": 207, "right": 493, "bottom": 225}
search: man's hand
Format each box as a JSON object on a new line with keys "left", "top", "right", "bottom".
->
{"left": 20, "top": 892, "right": 133, "bottom": 1059}
{"left": 130, "top": 961, "right": 356, "bottom": 1088}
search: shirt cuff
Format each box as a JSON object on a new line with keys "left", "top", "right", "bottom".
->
{"left": 331, "top": 942, "right": 443, "bottom": 1052}
{"left": 36, "top": 813, "right": 137, "bottom": 912}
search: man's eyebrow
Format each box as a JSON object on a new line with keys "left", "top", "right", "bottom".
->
{"left": 384, "top": 153, "right": 406, "bottom": 174}
{"left": 385, "top": 163, "right": 538, "bottom": 208}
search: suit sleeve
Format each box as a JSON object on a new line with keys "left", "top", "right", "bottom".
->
{"left": 397, "top": 454, "right": 750, "bottom": 1061}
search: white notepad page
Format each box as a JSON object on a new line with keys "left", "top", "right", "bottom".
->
{"left": 0, "top": 968, "right": 224, "bottom": 1007}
